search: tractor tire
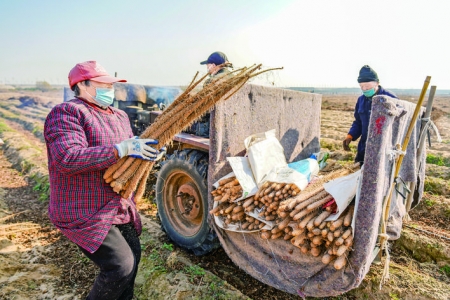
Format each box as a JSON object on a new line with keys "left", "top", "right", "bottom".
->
{"left": 155, "top": 149, "right": 220, "bottom": 256}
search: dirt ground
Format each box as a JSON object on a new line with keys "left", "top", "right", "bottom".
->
{"left": 0, "top": 89, "right": 449, "bottom": 299}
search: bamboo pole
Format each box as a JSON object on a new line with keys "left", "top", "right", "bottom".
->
{"left": 378, "top": 75, "right": 430, "bottom": 285}
{"left": 404, "top": 85, "right": 436, "bottom": 221}
{"left": 382, "top": 76, "right": 430, "bottom": 228}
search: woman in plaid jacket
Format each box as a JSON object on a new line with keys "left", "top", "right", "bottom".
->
{"left": 44, "top": 61, "right": 161, "bottom": 299}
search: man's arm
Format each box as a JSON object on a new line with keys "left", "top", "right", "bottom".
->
{"left": 348, "top": 100, "right": 362, "bottom": 141}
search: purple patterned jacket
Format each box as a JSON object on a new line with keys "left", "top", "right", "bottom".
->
{"left": 44, "top": 98, "right": 142, "bottom": 253}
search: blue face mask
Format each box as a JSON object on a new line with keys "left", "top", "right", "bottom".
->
{"left": 92, "top": 88, "right": 115, "bottom": 107}
{"left": 363, "top": 88, "right": 376, "bottom": 98}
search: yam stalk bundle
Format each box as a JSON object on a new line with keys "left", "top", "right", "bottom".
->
{"left": 103, "top": 64, "right": 282, "bottom": 200}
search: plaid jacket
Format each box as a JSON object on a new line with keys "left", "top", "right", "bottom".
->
{"left": 44, "top": 98, "right": 142, "bottom": 253}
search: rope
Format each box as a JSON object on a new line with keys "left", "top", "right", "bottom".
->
{"left": 386, "top": 148, "right": 407, "bottom": 161}
{"left": 378, "top": 233, "right": 391, "bottom": 289}
{"left": 378, "top": 146, "right": 401, "bottom": 288}
{"left": 418, "top": 117, "right": 442, "bottom": 147}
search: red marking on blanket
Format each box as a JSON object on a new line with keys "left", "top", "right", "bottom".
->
{"left": 375, "top": 116, "right": 386, "bottom": 134}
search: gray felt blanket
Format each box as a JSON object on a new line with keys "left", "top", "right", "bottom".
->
{"left": 208, "top": 86, "right": 425, "bottom": 297}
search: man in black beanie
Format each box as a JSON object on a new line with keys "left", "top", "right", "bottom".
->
{"left": 343, "top": 65, "right": 398, "bottom": 164}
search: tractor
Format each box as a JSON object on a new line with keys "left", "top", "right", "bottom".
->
{"left": 106, "top": 82, "right": 320, "bottom": 257}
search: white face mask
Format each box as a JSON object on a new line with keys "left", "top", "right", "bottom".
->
{"left": 207, "top": 63, "right": 215, "bottom": 74}
{"left": 86, "top": 88, "right": 115, "bottom": 108}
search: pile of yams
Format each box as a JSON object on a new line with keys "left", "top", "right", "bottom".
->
{"left": 210, "top": 163, "right": 360, "bottom": 270}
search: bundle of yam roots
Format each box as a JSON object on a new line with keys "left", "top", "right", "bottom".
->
{"left": 102, "top": 64, "right": 281, "bottom": 201}
{"left": 210, "top": 162, "right": 360, "bottom": 270}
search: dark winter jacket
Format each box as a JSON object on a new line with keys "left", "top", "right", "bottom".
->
{"left": 348, "top": 86, "right": 398, "bottom": 163}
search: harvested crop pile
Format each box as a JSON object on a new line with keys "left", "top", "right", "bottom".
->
{"left": 256, "top": 163, "right": 360, "bottom": 269}
{"left": 210, "top": 161, "right": 361, "bottom": 270}
{"left": 103, "top": 64, "right": 282, "bottom": 201}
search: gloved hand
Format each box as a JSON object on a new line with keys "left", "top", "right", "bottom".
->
{"left": 342, "top": 137, "right": 352, "bottom": 151}
{"left": 155, "top": 146, "right": 167, "bottom": 161}
{"left": 114, "top": 137, "right": 160, "bottom": 161}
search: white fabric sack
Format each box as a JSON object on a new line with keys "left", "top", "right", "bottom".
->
{"left": 212, "top": 157, "right": 258, "bottom": 202}
{"left": 226, "top": 156, "right": 258, "bottom": 199}
{"left": 324, "top": 169, "right": 361, "bottom": 229}
{"left": 244, "top": 129, "right": 287, "bottom": 185}
{"left": 260, "top": 164, "right": 310, "bottom": 192}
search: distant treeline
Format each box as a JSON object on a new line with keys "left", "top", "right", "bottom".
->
{"left": 287, "top": 87, "right": 450, "bottom": 95}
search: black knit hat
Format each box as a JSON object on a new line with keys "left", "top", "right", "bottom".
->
{"left": 357, "top": 65, "right": 379, "bottom": 83}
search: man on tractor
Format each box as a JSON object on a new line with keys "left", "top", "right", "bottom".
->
{"left": 200, "top": 51, "right": 233, "bottom": 86}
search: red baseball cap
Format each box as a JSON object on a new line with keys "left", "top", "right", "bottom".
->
{"left": 68, "top": 61, "right": 127, "bottom": 88}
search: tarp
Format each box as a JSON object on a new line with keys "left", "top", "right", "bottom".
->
{"left": 208, "top": 86, "right": 426, "bottom": 297}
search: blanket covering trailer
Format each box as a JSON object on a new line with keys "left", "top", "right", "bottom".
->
{"left": 206, "top": 85, "right": 425, "bottom": 297}
{"left": 70, "top": 81, "right": 425, "bottom": 297}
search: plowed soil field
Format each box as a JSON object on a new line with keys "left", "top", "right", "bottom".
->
{"left": 0, "top": 89, "right": 449, "bottom": 299}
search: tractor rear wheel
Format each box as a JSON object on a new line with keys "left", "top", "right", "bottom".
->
{"left": 155, "top": 149, "right": 219, "bottom": 255}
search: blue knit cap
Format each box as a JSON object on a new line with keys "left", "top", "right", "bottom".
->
{"left": 357, "top": 65, "right": 379, "bottom": 83}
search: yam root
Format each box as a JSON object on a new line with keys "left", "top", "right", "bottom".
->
{"left": 261, "top": 231, "right": 271, "bottom": 239}
{"left": 312, "top": 235, "right": 323, "bottom": 246}
{"left": 243, "top": 197, "right": 254, "bottom": 208}
{"left": 277, "top": 216, "right": 292, "bottom": 231}
{"left": 218, "top": 176, "right": 236, "bottom": 186}
{"left": 300, "top": 244, "right": 310, "bottom": 254}
{"left": 322, "top": 253, "right": 336, "bottom": 264}
{"left": 224, "top": 203, "right": 237, "bottom": 214}
{"left": 232, "top": 205, "right": 244, "bottom": 214}
{"left": 291, "top": 233, "right": 307, "bottom": 247}
{"left": 342, "top": 228, "right": 352, "bottom": 240}
{"left": 313, "top": 210, "right": 331, "bottom": 227}
{"left": 344, "top": 234, "right": 354, "bottom": 247}
{"left": 334, "top": 255, "right": 347, "bottom": 270}
{"left": 336, "top": 244, "right": 349, "bottom": 256}
{"left": 299, "top": 213, "right": 317, "bottom": 229}
{"left": 330, "top": 214, "right": 345, "bottom": 231}
{"left": 333, "top": 229, "right": 342, "bottom": 238}
{"left": 311, "top": 247, "right": 322, "bottom": 257}
{"left": 306, "top": 194, "right": 333, "bottom": 211}
{"left": 271, "top": 231, "right": 283, "bottom": 239}
{"left": 343, "top": 205, "right": 355, "bottom": 227}
{"left": 335, "top": 237, "right": 344, "bottom": 246}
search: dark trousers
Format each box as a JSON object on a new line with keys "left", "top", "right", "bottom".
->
{"left": 79, "top": 223, "right": 141, "bottom": 300}
{"left": 355, "top": 150, "right": 365, "bottom": 165}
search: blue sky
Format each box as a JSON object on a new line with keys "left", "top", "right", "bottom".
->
{"left": 1, "top": 0, "right": 450, "bottom": 89}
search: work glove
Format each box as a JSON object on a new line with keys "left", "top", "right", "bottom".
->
{"left": 114, "top": 137, "right": 161, "bottom": 161}
{"left": 342, "top": 137, "right": 352, "bottom": 151}
{"left": 156, "top": 146, "right": 167, "bottom": 161}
